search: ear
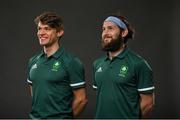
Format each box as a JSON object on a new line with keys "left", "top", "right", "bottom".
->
{"left": 122, "top": 28, "right": 128, "bottom": 38}
{"left": 57, "top": 30, "right": 64, "bottom": 37}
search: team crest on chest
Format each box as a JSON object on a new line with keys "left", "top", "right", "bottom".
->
{"left": 118, "top": 65, "right": 128, "bottom": 77}
{"left": 51, "top": 61, "right": 61, "bottom": 71}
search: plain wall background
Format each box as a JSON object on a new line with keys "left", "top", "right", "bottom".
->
{"left": 0, "top": 0, "right": 179, "bottom": 118}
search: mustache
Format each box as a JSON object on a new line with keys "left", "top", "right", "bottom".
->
{"left": 102, "top": 35, "right": 112, "bottom": 41}
{"left": 103, "top": 35, "right": 112, "bottom": 38}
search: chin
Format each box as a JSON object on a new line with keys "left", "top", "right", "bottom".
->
{"left": 39, "top": 43, "right": 47, "bottom": 47}
{"left": 104, "top": 39, "right": 111, "bottom": 43}
{"left": 39, "top": 41, "right": 47, "bottom": 44}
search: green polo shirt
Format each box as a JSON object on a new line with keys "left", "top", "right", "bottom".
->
{"left": 93, "top": 47, "right": 154, "bottom": 119}
{"left": 27, "top": 47, "right": 85, "bottom": 119}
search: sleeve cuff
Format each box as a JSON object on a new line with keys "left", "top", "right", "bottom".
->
{"left": 138, "top": 86, "right": 155, "bottom": 92}
{"left": 70, "top": 81, "right": 85, "bottom": 89}
{"left": 93, "top": 85, "right": 97, "bottom": 89}
{"left": 27, "top": 79, "right": 32, "bottom": 84}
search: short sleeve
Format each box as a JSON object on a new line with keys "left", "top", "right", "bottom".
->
{"left": 136, "top": 60, "right": 155, "bottom": 93}
{"left": 68, "top": 57, "right": 85, "bottom": 89}
{"left": 26, "top": 55, "right": 38, "bottom": 85}
{"left": 27, "top": 58, "right": 33, "bottom": 85}
{"left": 92, "top": 62, "right": 97, "bottom": 90}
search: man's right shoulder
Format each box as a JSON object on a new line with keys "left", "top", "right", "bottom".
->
{"left": 93, "top": 56, "right": 106, "bottom": 67}
{"left": 28, "top": 52, "right": 42, "bottom": 64}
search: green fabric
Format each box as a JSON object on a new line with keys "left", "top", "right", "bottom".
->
{"left": 27, "top": 47, "right": 85, "bottom": 119}
{"left": 93, "top": 47, "right": 154, "bottom": 119}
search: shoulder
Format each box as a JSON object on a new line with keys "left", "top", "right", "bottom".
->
{"left": 93, "top": 55, "right": 106, "bottom": 67}
{"left": 127, "top": 49, "right": 143, "bottom": 61}
{"left": 61, "top": 51, "right": 84, "bottom": 67}
{"left": 28, "top": 52, "right": 42, "bottom": 65}
{"left": 127, "top": 49, "right": 152, "bottom": 70}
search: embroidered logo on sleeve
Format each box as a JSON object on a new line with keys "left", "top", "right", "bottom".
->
{"left": 96, "top": 67, "right": 102, "bottom": 72}
{"left": 118, "top": 65, "right": 128, "bottom": 77}
{"left": 31, "top": 64, "right": 37, "bottom": 70}
{"left": 51, "top": 61, "right": 61, "bottom": 71}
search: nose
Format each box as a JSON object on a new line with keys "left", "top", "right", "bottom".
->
{"left": 38, "top": 29, "right": 45, "bottom": 36}
{"left": 103, "top": 27, "right": 110, "bottom": 35}
{"left": 102, "top": 29, "right": 109, "bottom": 37}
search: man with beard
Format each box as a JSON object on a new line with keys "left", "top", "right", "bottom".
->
{"left": 93, "top": 14, "right": 155, "bottom": 119}
{"left": 27, "top": 11, "right": 87, "bottom": 119}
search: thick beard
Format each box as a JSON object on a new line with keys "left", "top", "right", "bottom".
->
{"left": 102, "top": 37, "right": 123, "bottom": 52}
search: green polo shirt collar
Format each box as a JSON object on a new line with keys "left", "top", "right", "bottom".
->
{"left": 105, "top": 47, "right": 129, "bottom": 61}
{"left": 39, "top": 47, "right": 65, "bottom": 59}
{"left": 52, "top": 47, "right": 65, "bottom": 59}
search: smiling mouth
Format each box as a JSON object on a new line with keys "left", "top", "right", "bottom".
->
{"left": 105, "top": 37, "right": 111, "bottom": 39}
{"left": 39, "top": 37, "right": 47, "bottom": 40}
{"left": 104, "top": 37, "right": 112, "bottom": 41}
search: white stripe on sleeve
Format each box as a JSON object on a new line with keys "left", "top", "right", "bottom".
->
{"left": 70, "top": 82, "right": 85, "bottom": 87}
{"left": 93, "top": 85, "right": 97, "bottom": 89}
{"left": 138, "top": 86, "right": 155, "bottom": 92}
{"left": 27, "top": 79, "right": 32, "bottom": 84}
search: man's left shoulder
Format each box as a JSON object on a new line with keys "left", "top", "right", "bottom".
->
{"left": 131, "top": 51, "right": 152, "bottom": 69}
{"left": 62, "top": 52, "right": 83, "bottom": 66}
{"left": 127, "top": 49, "right": 152, "bottom": 69}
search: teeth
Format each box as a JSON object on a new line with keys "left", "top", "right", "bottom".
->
{"left": 40, "top": 37, "right": 46, "bottom": 40}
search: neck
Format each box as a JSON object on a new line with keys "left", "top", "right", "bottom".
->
{"left": 44, "top": 43, "right": 60, "bottom": 57}
{"left": 109, "top": 44, "right": 125, "bottom": 59}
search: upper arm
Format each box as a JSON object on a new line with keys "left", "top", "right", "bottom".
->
{"left": 136, "top": 60, "right": 155, "bottom": 93}
{"left": 92, "top": 62, "right": 97, "bottom": 89}
{"left": 67, "top": 57, "right": 85, "bottom": 89}
{"left": 73, "top": 88, "right": 87, "bottom": 100}
{"left": 92, "top": 59, "right": 103, "bottom": 90}
{"left": 140, "top": 93, "right": 155, "bottom": 105}
{"left": 27, "top": 55, "right": 36, "bottom": 96}
{"left": 28, "top": 84, "right": 33, "bottom": 97}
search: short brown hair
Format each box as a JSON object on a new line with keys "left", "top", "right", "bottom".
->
{"left": 34, "top": 11, "right": 64, "bottom": 31}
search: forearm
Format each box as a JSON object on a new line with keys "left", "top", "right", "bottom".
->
{"left": 140, "top": 93, "right": 155, "bottom": 118}
{"left": 72, "top": 88, "right": 88, "bottom": 118}
{"left": 140, "top": 101, "right": 153, "bottom": 118}
{"left": 28, "top": 85, "right": 33, "bottom": 97}
{"left": 72, "top": 98, "right": 87, "bottom": 117}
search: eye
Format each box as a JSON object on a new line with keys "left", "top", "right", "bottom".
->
{"left": 102, "top": 27, "right": 105, "bottom": 31}
{"left": 37, "top": 27, "right": 41, "bottom": 30}
{"left": 108, "top": 26, "right": 113, "bottom": 30}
